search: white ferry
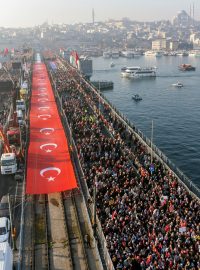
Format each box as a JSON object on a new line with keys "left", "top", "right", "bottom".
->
{"left": 145, "top": 51, "right": 162, "bottom": 57}
{"left": 121, "top": 66, "right": 156, "bottom": 78}
{"left": 121, "top": 66, "right": 140, "bottom": 77}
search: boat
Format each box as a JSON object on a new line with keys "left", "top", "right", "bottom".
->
{"left": 111, "top": 51, "right": 119, "bottom": 58}
{"left": 179, "top": 64, "right": 196, "bottom": 71}
{"left": 110, "top": 62, "right": 115, "bottom": 68}
{"left": 121, "top": 66, "right": 141, "bottom": 77}
{"left": 103, "top": 51, "right": 111, "bottom": 58}
{"left": 144, "top": 51, "right": 162, "bottom": 57}
{"left": 132, "top": 94, "right": 142, "bottom": 101}
{"left": 121, "top": 66, "right": 156, "bottom": 78}
{"left": 177, "top": 51, "right": 189, "bottom": 56}
{"left": 121, "top": 51, "right": 133, "bottom": 58}
{"left": 172, "top": 82, "right": 183, "bottom": 88}
{"left": 130, "top": 69, "right": 156, "bottom": 78}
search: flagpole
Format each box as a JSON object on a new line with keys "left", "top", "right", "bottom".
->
{"left": 98, "top": 81, "right": 100, "bottom": 115}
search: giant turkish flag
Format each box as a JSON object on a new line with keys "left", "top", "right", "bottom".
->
{"left": 26, "top": 63, "right": 77, "bottom": 194}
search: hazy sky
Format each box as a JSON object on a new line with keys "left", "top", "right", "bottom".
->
{"left": 0, "top": 0, "right": 199, "bottom": 27}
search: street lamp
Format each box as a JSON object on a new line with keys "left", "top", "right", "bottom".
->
{"left": 93, "top": 176, "right": 97, "bottom": 238}
{"left": 98, "top": 81, "right": 101, "bottom": 115}
{"left": 150, "top": 120, "right": 154, "bottom": 164}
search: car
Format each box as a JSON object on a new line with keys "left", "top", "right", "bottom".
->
{"left": 0, "top": 217, "right": 10, "bottom": 243}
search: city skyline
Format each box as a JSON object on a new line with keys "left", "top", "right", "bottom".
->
{"left": 0, "top": 0, "right": 199, "bottom": 27}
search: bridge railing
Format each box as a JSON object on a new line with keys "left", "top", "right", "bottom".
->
{"left": 83, "top": 77, "right": 200, "bottom": 200}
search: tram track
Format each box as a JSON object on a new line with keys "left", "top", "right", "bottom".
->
{"left": 33, "top": 191, "right": 93, "bottom": 270}
{"left": 62, "top": 190, "right": 90, "bottom": 270}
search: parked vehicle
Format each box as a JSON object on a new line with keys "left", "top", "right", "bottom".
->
{"left": 0, "top": 242, "right": 13, "bottom": 270}
{"left": 0, "top": 153, "right": 17, "bottom": 175}
{"left": 16, "top": 99, "right": 25, "bottom": 111}
{"left": 6, "top": 127, "right": 20, "bottom": 146}
{"left": 0, "top": 217, "right": 10, "bottom": 243}
{"left": 16, "top": 110, "right": 24, "bottom": 125}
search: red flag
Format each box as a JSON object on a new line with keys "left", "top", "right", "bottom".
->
{"left": 4, "top": 48, "right": 9, "bottom": 56}
{"left": 26, "top": 63, "right": 78, "bottom": 194}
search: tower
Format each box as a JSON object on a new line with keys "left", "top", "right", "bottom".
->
{"left": 193, "top": 2, "right": 194, "bottom": 24}
{"left": 92, "top": 8, "right": 95, "bottom": 24}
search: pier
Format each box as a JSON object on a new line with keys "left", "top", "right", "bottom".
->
{"left": 90, "top": 80, "right": 114, "bottom": 90}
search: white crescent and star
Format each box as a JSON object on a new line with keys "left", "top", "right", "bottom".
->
{"left": 36, "top": 93, "right": 48, "bottom": 97}
{"left": 40, "top": 143, "right": 58, "bottom": 153}
{"left": 40, "top": 167, "right": 61, "bottom": 181}
{"left": 38, "top": 114, "right": 51, "bottom": 120}
{"left": 40, "top": 128, "right": 54, "bottom": 135}
{"left": 37, "top": 98, "right": 49, "bottom": 102}
{"left": 38, "top": 106, "right": 50, "bottom": 111}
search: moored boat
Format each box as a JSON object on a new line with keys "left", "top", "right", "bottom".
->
{"left": 179, "top": 64, "right": 196, "bottom": 71}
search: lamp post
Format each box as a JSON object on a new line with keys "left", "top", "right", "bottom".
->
{"left": 93, "top": 176, "right": 97, "bottom": 238}
{"left": 8, "top": 194, "right": 15, "bottom": 250}
{"left": 98, "top": 81, "right": 100, "bottom": 115}
{"left": 150, "top": 120, "right": 154, "bottom": 164}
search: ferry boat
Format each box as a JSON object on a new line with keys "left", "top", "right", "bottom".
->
{"left": 121, "top": 66, "right": 141, "bottom": 77}
{"left": 179, "top": 64, "right": 196, "bottom": 71}
{"left": 121, "top": 66, "right": 156, "bottom": 78}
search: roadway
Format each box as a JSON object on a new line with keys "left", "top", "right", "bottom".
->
{"left": 0, "top": 174, "right": 16, "bottom": 198}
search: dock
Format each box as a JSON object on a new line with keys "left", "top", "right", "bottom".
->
{"left": 90, "top": 80, "right": 114, "bottom": 90}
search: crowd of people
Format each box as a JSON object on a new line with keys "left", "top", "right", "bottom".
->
{"left": 0, "top": 92, "right": 12, "bottom": 127}
{"left": 51, "top": 59, "right": 200, "bottom": 270}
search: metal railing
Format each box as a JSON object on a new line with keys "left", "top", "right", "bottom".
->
{"left": 83, "top": 76, "right": 200, "bottom": 200}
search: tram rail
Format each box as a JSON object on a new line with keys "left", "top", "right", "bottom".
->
{"left": 62, "top": 190, "right": 90, "bottom": 270}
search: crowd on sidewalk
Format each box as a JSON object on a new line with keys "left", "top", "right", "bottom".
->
{"left": 0, "top": 92, "right": 12, "bottom": 127}
{"left": 51, "top": 60, "right": 200, "bottom": 270}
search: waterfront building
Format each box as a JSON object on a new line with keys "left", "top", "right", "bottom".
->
{"left": 170, "top": 40, "right": 179, "bottom": 51}
{"left": 152, "top": 39, "right": 169, "bottom": 50}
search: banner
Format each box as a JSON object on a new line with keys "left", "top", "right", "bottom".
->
{"left": 26, "top": 63, "right": 77, "bottom": 194}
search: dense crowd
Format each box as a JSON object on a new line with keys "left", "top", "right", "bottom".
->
{"left": 51, "top": 60, "right": 200, "bottom": 270}
{"left": 0, "top": 93, "right": 12, "bottom": 127}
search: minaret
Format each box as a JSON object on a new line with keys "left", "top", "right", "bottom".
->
{"left": 92, "top": 8, "right": 95, "bottom": 24}
{"left": 193, "top": 2, "right": 195, "bottom": 24}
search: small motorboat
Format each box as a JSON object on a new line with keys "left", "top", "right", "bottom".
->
{"left": 110, "top": 62, "right": 115, "bottom": 68}
{"left": 132, "top": 94, "right": 142, "bottom": 101}
{"left": 172, "top": 82, "right": 184, "bottom": 88}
